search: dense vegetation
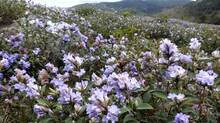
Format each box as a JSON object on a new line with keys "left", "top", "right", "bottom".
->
{"left": 161, "top": 0, "right": 220, "bottom": 24}
{"left": 75, "top": 0, "right": 191, "bottom": 15}
{"left": 0, "top": 1, "right": 220, "bottom": 123}
{"left": 76, "top": 0, "right": 220, "bottom": 24}
{"left": 0, "top": 0, "right": 26, "bottom": 25}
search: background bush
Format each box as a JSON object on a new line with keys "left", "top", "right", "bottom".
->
{"left": 0, "top": 0, "right": 26, "bottom": 25}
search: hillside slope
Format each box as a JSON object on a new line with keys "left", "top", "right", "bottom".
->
{"left": 74, "top": 0, "right": 191, "bottom": 15}
{"left": 160, "top": 0, "right": 220, "bottom": 24}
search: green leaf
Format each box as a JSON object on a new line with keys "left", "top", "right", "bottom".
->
{"left": 143, "top": 92, "right": 152, "bottom": 103}
{"left": 41, "top": 85, "right": 47, "bottom": 95}
{"left": 39, "top": 118, "right": 54, "bottom": 123}
{"left": 182, "top": 97, "right": 199, "bottom": 106}
{"left": 136, "top": 103, "right": 153, "bottom": 110}
{"left": 134, "top": 97, "right": 142, "bottom": 107}
{"left": 79, "top": 106, "right": 86, "bottom": 114}
{"left": 134, "top": 86, "right": 149, "bottom": 92}
{"left": 0, "top": 116, "right": 3, "bottom": 123}
{"left": 152, "top": 91, "right": 167, "bottom": 100}
{"left": 123, "top": 114, "right": 140, "bottom": 123}
{"left": 65, "top": 118, "right": 75, "bottom": 123}
{"left": 77, "top": 117, "right": 88, "bottom": 123}
{"left": 121, "top": 107, "right": 130, "bottom": 114}
{"left": 182, "top": 107, "right": 194, "bottom": 113}
{"left": 37, "top": 99, "right": 48, "bottom": 106}
{"left": 154, "top": 111, "right": 168, "bottom": 121}
{"left": 54, "top": 104, "right": 63, "bottom": 111}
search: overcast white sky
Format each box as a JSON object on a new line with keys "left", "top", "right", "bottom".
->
{"left": 31, "top": 0, "right": 122, "bottom": 7}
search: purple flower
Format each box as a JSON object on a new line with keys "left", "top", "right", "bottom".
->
{"left": 26, "top": 82, "right": 40, "bottom": 98}
{"left": 168, "top": 93, "right": 185, "bottom": 101}
{"left": 51, "top": 79, "right": 65, "bottom": 87}
{"left": 22, "top": 54, "right": 29, "bottom": 60}
{"left": 106, "top": 57, "right": 116, "bottom": 64}
{"left": 174, "top": 113, "right": 190, "bottom": 123}
{"left": 103, "top": 105, "right": 120, "bottom": 123}
{"left": 1, "top": 53, "right": 19, "bottom": 64}
{"left": 58, "top": 87, "right": 82, "bottom": 104}
{"left": 75, "top": 80, "right": 88, "bottom": 91}
{"left": 109, "top": 35, "right": 116, "bottom": 44}
{"left": 104, "top": 65, "right": 116, "bottom": 76}
{"left": 160, "top": 39, "right": 178, "bottom": 57}
{"left": 63, "top": 64, "right": 74, "bottom": 72}
{"left": 75, "top": 69, "right": 86, "bottom": 77}
{"left": 101, "top": 85, "right": 113, "bottom": 93}
{"left": 30, "top": 19, "right": 45, "bottom": 28}
{"left": 0, "top": 58, "right": 10, "bottom": 68}
{"left": 0, "top": 51, "right": 3, "bottom": 56}
{"left": 71, "top": 91, "right": 83, "bottom": 104}
{"left": 57, "top": 90, "right": 72, "bottom": 104}
{"left": 8, "top": 54, "right": 19, "bottom": 63}
{"left": 86, "top": 103, "right": 102, "bottom": 120}
{"left": 180, "top": 54, "right": 192, "bottom": 63}
{"left": 196, "top": 70, "right": 218, "bottom": 86}
{"left": 36, "top": 19, "right": 44, "bottom": 28}
{"left": 14, "top": 77, "right": 40, "bottom": 99}
{"left": 8, "top": 33, "right": 25, "bottom": 47}
{"left": 63, "top": 54, "right": 84, "bottom": 66}
{"left": 57, "top": 72, "right": 69, "bottom": 82}
{"left": 89, "top": 88, "right": 109, "bottom": 106}
{"left": 46, "top": 95, "right": 54, "bottom": 100}
{"left": 33, "top": 104, "right": 52, "bottom": 118}
{"left": 0, "top": 73, "right": 3, "bottom": 80}
{"left": 80, "top": 34, "right": 88, "bottom": 43}
{"left": 142, "top": 51, "right": 152, "bottom": 58}
{"left": 115, "top": 90, "right": 126, "bottom": 102}
{"left": 10, "top": 76, "right": 18, "bottom": 82}
{"left": 189, "top": 38, "right": 201, "bottom": 50}
{"left": 19, "top": 60, "right": 31, "bottom": 69}
{"left": 79, "top": 34, "right": 88, "bottom": 49}
{"left": 96, "top": 34, "right": 104, "bottom": 43}
{"left": 166, "top": 65, "right": 186, "bottom": 78}
{"left": 33, "top": 48, "right": 41, "bottom": 55}
{"left": 107, "top": 72, "right": 141, "bottom": 91}
{"left": 2, "top": 52, "right": 9, "bottom": 58}
{"left": 129, "top": 61, "right": 138, "bottom": 76}
{"left": 212, "top": 50, "right": 220, "bottom": 58}
{"left": 92, "top": 73, "right": 103, "bottom": 86}
{"left": 14, "top": 83, "right": 26, "bottom": 91}
{"left": 63, "top": 34, "right": 70, "bottom": 42}
{"left": 45, "top": 63, "right": 58, "bottom": 74}
{"left": 70, "top": 23, "right": 79, "bottom": 32}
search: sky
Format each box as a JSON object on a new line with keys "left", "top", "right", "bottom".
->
{"left": 31, "top": 0, "right": 122, "bottom": 7}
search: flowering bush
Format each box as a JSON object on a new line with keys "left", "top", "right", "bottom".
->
{"left": 0, "top": 3, "right": 220, "bottom": 123}
{"left": 0, "top": 0, "right": 26, "bottom": 25}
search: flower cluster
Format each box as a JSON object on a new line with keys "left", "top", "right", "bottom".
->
{"left": 0, "top": 4, "right": 219, "bottom": 123}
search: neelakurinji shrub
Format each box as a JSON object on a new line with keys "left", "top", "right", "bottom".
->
{"left": 0, "top": 0, "right": 26, "bottom": 25}
{"left": 78, "top": 10, "right": 220, "bottom": 53}
{"left": 75, "top": 7, "right": 97, "bottom": 17}
{"left": 0, "top": 3, "right": 220, "bottom": 123}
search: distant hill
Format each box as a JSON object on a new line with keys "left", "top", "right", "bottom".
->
{"left": 160, "top": 0, "right": 220, "bottom": 24}
{"left": 74, "top": 0, "right": 191, "bottom": 15}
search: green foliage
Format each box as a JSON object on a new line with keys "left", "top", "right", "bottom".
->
{"left": 75, "top": 7, "right": 97, "bottom": 16}
{"left": 0, "top": 0, "right": 26, "bottom": 25}
{"left": 75, "top": 0, "right": 191, "bottom": 16}
{"left": 76, "top": 9, "right": 220, "bottom": 53}
{"left": 122, "top": 11, "right": 134, "bottom": 17}
{"left": 113, "top": 27, "right": 138, "bottom": 39}
{"left": 161, "top": 0, "right": 220, "bottom": 24}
